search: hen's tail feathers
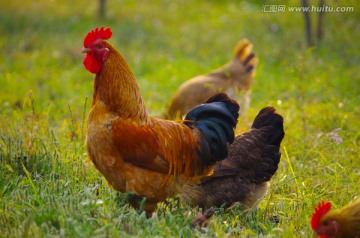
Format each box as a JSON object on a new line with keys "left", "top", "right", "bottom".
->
{"left": 184, "top": 93, "right": 239, "bottom": 166}
{"left": 251, "top": 107, "right": 284, "bottom": 147}
{"left": 233, "top": 38, "right": 258, "bottom": 74}
{"left": 252, "top": 106, "right": 285, "bottom": 181}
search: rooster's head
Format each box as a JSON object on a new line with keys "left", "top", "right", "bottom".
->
{"left": 82, "top": 27, "right": 112, "bottom": 74}
{"left": 311, "top": 201, "right": 339, "bottom": 238}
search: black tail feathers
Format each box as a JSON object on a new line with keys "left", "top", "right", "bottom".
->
{"left": 204, "top": 93, "right": 240, "bottom": 122}
{"left": 251, "top": 107, "right": 284, "bottom": 181}
{"left": 184, "top": 93, "right": 239, "bottom": 166}
{"left": 251, "top": 106, "right": 284, "bottom": 147}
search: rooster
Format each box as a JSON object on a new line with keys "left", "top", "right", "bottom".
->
{"left": 181, "top": 107, "right": 284, "bottom": 210}
{"left": 165, "top": 38, "right": 258, "bottom": 119}
{"left": 81, "top": 27, "right": 239, "bottom": 215}
{"left": 311, "top": 198, "right": 360, "bottom": 238}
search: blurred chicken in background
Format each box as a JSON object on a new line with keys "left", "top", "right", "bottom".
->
{"left": 165, "top": 38, "right": 258, "bottom": 119}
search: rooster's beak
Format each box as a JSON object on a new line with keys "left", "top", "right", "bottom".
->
{"left": 81, "top": 47, "right": 90, "bottom": 53}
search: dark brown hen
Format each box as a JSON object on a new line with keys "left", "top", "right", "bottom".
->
{"left": 181, "top": 107, "right": 284, "bottom": 209}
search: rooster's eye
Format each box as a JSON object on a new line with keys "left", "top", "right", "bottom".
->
{"left": 97, "top": 44, "right": 103, "bottom": 49}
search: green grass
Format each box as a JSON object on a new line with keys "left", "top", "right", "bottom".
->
{"left": 1, "top": 0, "right": 359, "bottom": 237}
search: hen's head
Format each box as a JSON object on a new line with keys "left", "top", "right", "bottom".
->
{"left": 82, "top": 27, "right": 112, "bottom": 74}
{"left": 311, "top": 201, "right": 339, "bottom": 238}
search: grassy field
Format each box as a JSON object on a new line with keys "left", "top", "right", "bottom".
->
{"left": 1, "top": 0, "right": 359, "bottom": 237}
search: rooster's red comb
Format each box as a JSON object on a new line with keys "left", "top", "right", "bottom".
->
{"left": 83, "top": 27, "right": 112, "bottom": 47}
{"left": 311, "top": 201, "right": 332, "bottom": 230}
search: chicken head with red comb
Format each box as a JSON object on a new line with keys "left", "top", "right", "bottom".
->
{"left": 311, "top": 201, "right": 332, "bottom": 230}
{"left": 82, "top": 27, "right": 113, "bottom": 74}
